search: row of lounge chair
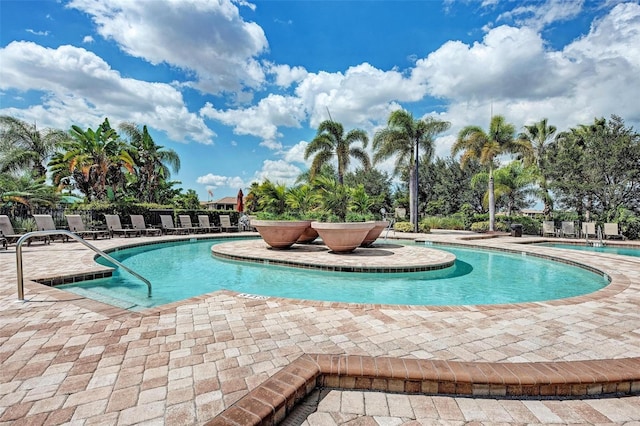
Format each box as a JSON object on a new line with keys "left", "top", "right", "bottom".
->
{"left": 0, "top": 213, "right": 242, "bottom": 247}
{"left": 542, "top": 221, "right": 625, "bottom": 239}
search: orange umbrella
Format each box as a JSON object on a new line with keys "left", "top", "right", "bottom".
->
{"left": 236, "top": 189, "right": 244, "bottom": 212}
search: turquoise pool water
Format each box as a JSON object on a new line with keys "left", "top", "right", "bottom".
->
{"left": 57, "top": 239, "right": 609, "bottom": 310}
{"left": 536, "top": 242, "right": 640, "bottom": 257}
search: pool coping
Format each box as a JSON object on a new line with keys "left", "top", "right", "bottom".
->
{"left": 205, "top": 353, "right": 640, "bottom": 425}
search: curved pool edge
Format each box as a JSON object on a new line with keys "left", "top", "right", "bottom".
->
{"left": 51, "top": 232, "right": 626, "bottom": 313}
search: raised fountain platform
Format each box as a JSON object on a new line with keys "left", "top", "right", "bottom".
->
{"left": 211, "top": 240, "right": 456, "bottom": 273}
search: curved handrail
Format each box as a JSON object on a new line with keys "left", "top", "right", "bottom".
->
{"left": 16, "top": 230, "right": 152, "bottom": 300}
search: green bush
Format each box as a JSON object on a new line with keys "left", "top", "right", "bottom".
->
{"left": 394, "top": 221, "right": 414, "bottom": 232}
{"left": 422, "top": 216, "right": 465, "bottom": 230}
{"left": 470, "top": 221, "right": 511, "bottom": 233}
{"left": 393, "top": 221, "right": 430, "bottom": 233}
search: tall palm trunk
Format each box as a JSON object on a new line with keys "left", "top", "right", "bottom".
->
{"left": 409, "top": 166, "right": 418, "bottom": 231}
{"left": 488, "top": 167, "right": 495, "bottom": 232}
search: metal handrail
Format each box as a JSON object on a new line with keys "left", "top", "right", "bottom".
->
{"left": 16, "top": 230, "right": 152, "bottom": 300}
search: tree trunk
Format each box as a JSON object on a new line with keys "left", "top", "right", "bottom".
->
{"left": 488, "top": 172, "right": 495, "bottom": 232}
{"left": 409, "top": 166, "right": 417, "bottom": 231}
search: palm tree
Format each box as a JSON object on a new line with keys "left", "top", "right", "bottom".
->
{"left": 518, "top": 118, "right": 556, "bottom": 217}
{"left": 119, "top": 122, "right": 180, "bottom": 203}
{"left": 452, "top": 115, "right": 525, "bottom": 232}
{"left": 0, "top": 116, "right": 66, "bottom": 178}
{"left": 304, "top": 120, "right": 370, "bottom": 185}
{"left": 373, "top": 110, "right": 451, "bottom": 232}
{"left": 472, "top": 161, "right": 536, "bottom": 216}
{"left": 50, "top": 118, "right": 135, "bottom": 201}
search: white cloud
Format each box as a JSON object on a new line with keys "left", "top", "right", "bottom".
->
{"left": 0, "top": 41, "right": 214, "bottom": 144}
{"left": 196, "top": 173, "right": 246, "bottom": 189}
{"left": 497, "top": 0, "right": 585, "bottom": 31}
{"left": 67, "top": 0, "right": 268, "bottom": 96}
{"left": 252, "top": 159, "right": 302, "bottom": 186}
{"left": 265, "top": 62, "right": 309, "bottom": 88}
{"left": 200, "top": 94, "right": 306, "bottom": 146}
{"left": 413, "top": 2, "right": 640, "bottom": 141}
{"left": 26, "top": 29, "right": 50, "bottom": 36}
{"left": 82, "top": 35, "right": 94, "bottom": 43}
{"left": 283, "top": 141, "right": 309, "bottom": 164}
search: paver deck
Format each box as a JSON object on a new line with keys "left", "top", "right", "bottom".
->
{"left": 1, "top": 231, "right": 639, "bottom": 425}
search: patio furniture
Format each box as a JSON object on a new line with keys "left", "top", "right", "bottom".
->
{"left": 197, "top": 215, "right": 221, "bottom": 233}
{"left": 603, "top": 223, "right": 625, "bottom": 240}
{"left": 104, "top": 214, "right": 140, "bottom": 237}
{"left": 159, "top": 215, "right": 189, "bottom": 235}
{"left": 581, "top": 222, "right": 597, "bottom": 239}
{"left": 33, "top": 214, "right": 70, "bottom": 242}
{"left": 560, "top": 221, "right": 578, "bottom": 238}
{"left": 130, "top": 215, "right": 162, "bottom": 236}
{"left": 219, "top": 215, "right": 238, "bottom": 232}
{"left": 178, "top": 215, "right": 200, "bottom": 233}
{"left": 542, "top": 221, "right": 556, "bottom": 237}
{"left": 66, "top": 215, "right": 110, "bottom": 240}
{"left": 0, "top": 215, "right": 28, "bottom": 245}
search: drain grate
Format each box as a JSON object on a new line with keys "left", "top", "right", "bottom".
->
{"left": 280, "top": 388, "right": 330, "bottom": 426}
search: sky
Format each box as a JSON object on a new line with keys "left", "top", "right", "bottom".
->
{"left": 1, "top": 0, "right": 639, "bottom": 202}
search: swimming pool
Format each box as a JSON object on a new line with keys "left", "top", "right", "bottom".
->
{"left": 536, "top": 242, "right": 640, "bottom": 257}
{"left": 56, "top": 238, "right": 609, "bottom": 310}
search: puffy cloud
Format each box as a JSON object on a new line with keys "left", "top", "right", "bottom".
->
{"left": 283, "top": 141, "right": 309, "bottom": 164}
{"left": 200, "top": 94, "right": 306, "bottom": 145}
{"left": 265, "top": 62, "right": 309, "bottom": 88}
{"left": 0, "top": 41, "right": 214, "bottom": 143}
{"left": 296, "top": 63, "right": 425, "bottom": 128}
{"left": 252, "top": 159, "right": 302, "bottom": 186}
{"left": 196, "top": 173, "right": 246, "bottom": 189}
{"left": 413, "top": 25, "right": 571, "bottom": 101}
{"left": 67, "top": 0, "right": 268, "bottom": 95}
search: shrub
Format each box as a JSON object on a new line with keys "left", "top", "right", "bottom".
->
{"left": 422, "top": 216, "right": 465, "bottom": 230}
{"left": 470, "top": 221, "right": 511, "bottom": 233}
{"left": 394, "top": 221, "right": 414, "bottom": 232}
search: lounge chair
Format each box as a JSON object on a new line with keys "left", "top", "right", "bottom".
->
{"left": 0, "top": 215, "right": 26, "bottom": 245}
{"left": 604, "top": 223, "right": 625, "bottom": 240}
{"left": 65, "top": 215, "right": 110, "bottom": 240}
{"left": 197, "top": 215, "right": 221, "bottom": 233}
{"left": 219, "top": 215, "right": 238, "bottom": 232}
{"left": 33, "top": 214, "right": 70, "bottom": 242}
{"left": 160, "top": 215, "right": 189, "bottom": 235}
{"left": 560, "top": 221, "right": 578, "bottom": 238}
{"left": 178, "top": 215, "right": 200, "bottom": 233}
{"left": 581, "top": 222, "right": 597, "bottom": 239}
{"left": 104, "top": 214, "right": 140, "bottom": 237}
{"left": 541, "top": 221, "right": 556, "bottom": 237}
{"left": 130, "top": 215, "right": 162, "bottom": 236}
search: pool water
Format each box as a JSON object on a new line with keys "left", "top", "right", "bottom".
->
{"left": 58, "top": 239, "right": 608, "bottom": 310}
{"left": 537, "top": 242, "right": 640, "bottom": 257}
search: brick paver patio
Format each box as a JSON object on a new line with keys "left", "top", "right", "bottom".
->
{"left": 1, "top": 231, "right": 639, "bottom": 424}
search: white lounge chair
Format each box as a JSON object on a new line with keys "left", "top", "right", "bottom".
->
{"left": 603, "top": 223, "right": 625, "bottom": 240}
{"left": 560, "top": 221, "right": 578, "bottom": 238}
{"left": 542, "top": 221, "right": 556, "bottom": 237}
{"left": 581, "top": 222, "right": 597, "bottom": 239}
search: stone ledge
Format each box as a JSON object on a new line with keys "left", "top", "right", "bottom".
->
{"left": 205, "top": 354, "right": 640, "bottom": 425}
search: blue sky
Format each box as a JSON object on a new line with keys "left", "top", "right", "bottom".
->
{"left": 1, "top": 0, "right": 639, "bottom": 201}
